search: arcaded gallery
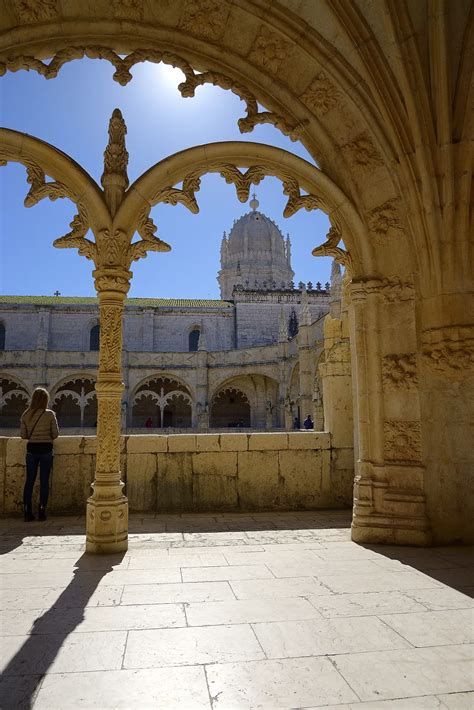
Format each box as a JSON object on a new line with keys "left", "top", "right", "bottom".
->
{"left": 0, "top": 1, "right": 472, "bottom": 707}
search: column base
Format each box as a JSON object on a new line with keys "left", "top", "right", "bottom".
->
{"left": 351, "top": 513, "right": 431, "bottom": 546}
{"left": 351, "top": 467, "right": 432, "bottom": 546}
{"left": 86, "top": 495, "right": 128, "bottom": 554}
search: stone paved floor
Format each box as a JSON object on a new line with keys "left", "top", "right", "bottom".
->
{"left": 0, "top": 510, "right": 473, "bottom": 709}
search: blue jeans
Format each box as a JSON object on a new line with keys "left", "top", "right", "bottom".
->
{"left": 24, "top": 452, "right": 53, "bottom": 509}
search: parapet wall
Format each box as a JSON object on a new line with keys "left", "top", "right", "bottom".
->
{"left": 0, "top": 433, "right": 354, "bottom": 516}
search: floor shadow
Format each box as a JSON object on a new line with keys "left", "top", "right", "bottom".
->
{"left": 0, "top": 551, "right": 125, "bottom": 709}
{"left": 128, "top": 510, "right": 353, "bottom": 535}
{"left": 362, "top": 543, "right": 474, "bottom": 597}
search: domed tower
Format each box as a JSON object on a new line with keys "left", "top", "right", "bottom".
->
{"left": 218, "top": 195, "right": 294, "bottom": 299}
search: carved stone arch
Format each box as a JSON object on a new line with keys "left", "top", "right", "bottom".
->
{"left": 130, "top": 372, "right": 195, "bottom": 405}
{"left": 210, "top": 382, "right": 252, "bottom": 429}
{"left": 117, "top": 141, "right": 370, "bottom": 277}
{"left": 0, "top": 373, "right": 30, "bottom": 428}
{"left": 130, "top": 373, "right": 194, "bottom": 429}
{"left": 50, "top": 374, "right": 97, "bottom": 428}
{"left": 0, "top": 129, "right": 110, "bottom": 248}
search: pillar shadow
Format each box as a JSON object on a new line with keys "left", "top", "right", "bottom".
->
{"left": 362, "top": 543, "right": 474, "bottom": 597}
{"left": 0, "top": 551, "right": 125, "bottom": 709}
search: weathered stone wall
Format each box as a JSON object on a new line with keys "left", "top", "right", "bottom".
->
{"left": 0, "top": 432, "right": 353, "bottom": 516}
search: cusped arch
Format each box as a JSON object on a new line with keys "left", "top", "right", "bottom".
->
{"left": 51, "top": 374, "right": 97, "bottom": 428}
{"left": 0, "top": 374, "right": 30, "bottom": 428}
{"left": 117, "top": 141, "right": 370, "bottom": 277}
{"left": 130, "top": 374, "right": 194, "bottom": 429}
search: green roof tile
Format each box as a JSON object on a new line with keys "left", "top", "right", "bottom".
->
{"left": 0, "top": 295, "right": 232, "bottom": 308}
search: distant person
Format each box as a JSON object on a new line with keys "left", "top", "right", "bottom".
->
{"left": 145, "top": 416, "right": 153, "bottom": 429}
{"left": 20, "top": 387, "right": 59, "bottom": 522}
{"left": 303, "top": 415, "right": 314, "bottom": 430}
{"left": 293, "top": 416, "right": 300, "bottom": 430}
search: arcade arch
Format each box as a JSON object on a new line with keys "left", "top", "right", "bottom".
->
{"left": 0, "top": 375, "right": 29, "bottom": 429}
{"left": 51, "top": 375, "right": 97, "bottom": 429}
{"left": 0, "top": 2, "right": 471, "bottom": 548}
{"left": 131, "top": 375, "right": 193, "bottom": 429}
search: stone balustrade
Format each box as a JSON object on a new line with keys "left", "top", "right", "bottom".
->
{"left": 0, "top": 433, "right": 353, "bottom": 516}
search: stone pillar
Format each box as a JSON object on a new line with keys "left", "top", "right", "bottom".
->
{"left": 195, "top": 346, "right": 209, "bottom": 430}
{"left": 35, "top": 307, "right": 50, "bottom": 387}
{"left": 297, "top": 324, "right": 313, "bottom": 424}
{"left": 349, "top": 279, "right": 430, "bottom": 546}
{"left": 86, "top": 266, "right": 131, "bottom": 554}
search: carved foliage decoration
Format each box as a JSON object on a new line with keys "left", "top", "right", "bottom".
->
{"left": 422, "top": 326, "right": 474, "bottom": 378}
{"left": 98, "top": 305, "right": 123, "bottom": 373}
{"left": 153, "top": 162, "right": 327, "bottom": 225}
{"left": 312, "top": 226, "right": 352, "bottom": 270}
{"left": 249, "top": 25, "right": 293, "bottom": 75}
{"left": 382, "top": 354, "right": 418, "bottom": 390}
{"left": 342, "top": 132, "right": 384, "bottom": 170}
{"left": 300, "top": 72, "right": 342, "bottom": 115}
{"left": 101, "top": 108, "right": 129, "bottom": 187}
{"left": 0, "top": 155, "right": 98, "bottom": 263}
{"left": 96, "top": 397, "right": 122, "bottom": 473}
{"left": 112, "top": 0, "right": 144, "bottom": 21}
{"left": 53, "top": 203, "right": 97, "bottom": 262}
{"left": 282, "top": 176, "right": 327, "bottom": 217}
{"left": 129, "top": 209, "right": 171, "bottom": 263}
{"left": 13, "top": 0, "right": 58, "bottom": 23}
{"left": 180, "top": 0, "right": 229, "bottom": 40}
{"left": 369, "top": 199, "right": 404, "bottom": 236}
{"left": 0, "top": 47, "right": 306, "bottom": 142}
{"left": 384, "top": 420, "right": 421, "bottom": 463}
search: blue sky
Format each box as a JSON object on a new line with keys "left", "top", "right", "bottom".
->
{"left": 0, "top": 59, "right": 331, "bottom": 299}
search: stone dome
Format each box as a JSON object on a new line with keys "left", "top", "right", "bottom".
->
{"left": 227, "top": 210, "right": 286, "bottom": 260}
{"left": 218, "top": 197, "right": 295, "bottom": 300}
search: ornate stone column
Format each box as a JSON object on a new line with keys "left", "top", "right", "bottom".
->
{"left": 86, "top": 266, "right": 131, "bottom": 553}
{"left": 349, "top": 279, "right": 430, "bottom": 546}
{"left": 86, "top": 108, "right": 131, "bottom": 553}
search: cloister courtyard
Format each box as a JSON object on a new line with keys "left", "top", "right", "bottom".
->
{"left": 1, "top": 510, "right": 473, "bottom": 709}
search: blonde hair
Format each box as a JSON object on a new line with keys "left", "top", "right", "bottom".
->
{"left": 25, "top": 387, "right": 50, "bottom": 416}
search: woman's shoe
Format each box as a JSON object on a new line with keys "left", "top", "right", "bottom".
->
{"left": 38, "top": 507, "right": 47, "bottom": 521}
{"left": 24, "top": 507, "right": 35, "bottom": 522}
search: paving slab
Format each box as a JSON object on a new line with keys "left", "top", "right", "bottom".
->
{"left": 0, "top": 512, "right": 472, "bottom": 710}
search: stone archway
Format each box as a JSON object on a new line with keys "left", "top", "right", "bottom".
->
{"left": 0, "top": 374, "right": 29, "bottom": 429}
{"left": 210, "top": 387, "right": 251, "bottom": 429}
{"left": 131, "top": 375, "right": 193, "bottom": 429}
{"left": 0, "top": 2, "right": 472, "bottom": 546}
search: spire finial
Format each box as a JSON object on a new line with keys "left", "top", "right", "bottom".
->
{"left": 249, "top": 192, "right": 259, "bottom": 211}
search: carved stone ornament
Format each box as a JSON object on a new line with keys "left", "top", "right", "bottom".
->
{"left": 180, "top": 0, "right": 229, "bottom": 40}
{"left": 312, "top": 226, "right": 352, "bottom": 270}
{"left": 53, "top": 203, "right": 97, "bottom": 263}
{"left": 300, "top": 72, "right": 342, "bottom": 115}
{"left": 101, "top": 108, "right": 129, "bottom": 188}
{"left": 112, "top": 0, "right": 144, "bottom": 21}
{"left": 342, "top": 132, "right": 384, "bottom": 170}
{"left": 98, "top": 305, "right": 123, "bottom": 374}
{"left": 382, "top": 354, "right": 418, "bottom": 390}
{"left": 153, "top": 162, "right": 326, "bottom": 222}
{"left": 369, "top": 199, "right": 404, "bottom": 236}
{"left": 349, "top": 278, "right": 415, "bottom": 303}
{"left": 249, "top": 25, "right": 293, "bottom": 75}
{"left": 13, "top": 0, "right": 58, "bottom": 23}
{"left": 384, "top": 420, "right": 422, "bottom": 463}
{"left": 0, "top": 47, "right": 306, "bottom": 142}
{"left": 422, "top": 326, "right": 474, "bottom": 378}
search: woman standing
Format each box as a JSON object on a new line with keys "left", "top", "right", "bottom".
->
{"left": 20, "top": 387, "right": 59, "bottom": 522}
